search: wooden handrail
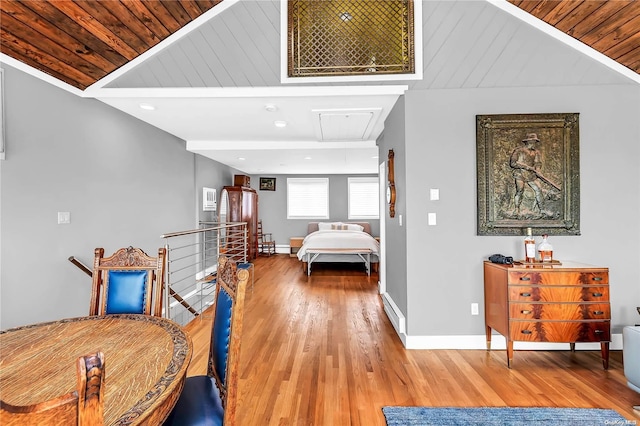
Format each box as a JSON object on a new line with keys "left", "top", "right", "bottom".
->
{"left": 68, "top": 256, "right": 199, "bottom": 317}
{"left": 68, "top": 256, "right": 92, "bottom": 277}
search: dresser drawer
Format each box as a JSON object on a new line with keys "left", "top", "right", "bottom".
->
{"left": 510, "top": 303, "right": 610, "bottom": 320}
{"left": 509, "top": 321, "right": 610, "bottom": 342}
{"left": 508, "top": 271, "right": 608, "bottom": 286}
{"left": 509, "top": 286, "right": 609, "bottom": 302}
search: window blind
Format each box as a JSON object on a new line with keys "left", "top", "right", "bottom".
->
{"left": 348, "top": 177, "right": 379, "bottom": 219}
{"left": 287, "top": 178, "right": 329, "bottom": 219}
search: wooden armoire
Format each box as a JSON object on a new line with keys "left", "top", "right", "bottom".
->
{"left": 221, "top": 184, "right": 258, "bottom": 259}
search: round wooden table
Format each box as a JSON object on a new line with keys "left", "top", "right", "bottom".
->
{"left": 0, "top": 314, "right": 192, "bottom": 425}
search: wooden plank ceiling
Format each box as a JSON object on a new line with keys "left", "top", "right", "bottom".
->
{"left": 0, "top": 0, "right": 638, "bottom": 91}
{"left": 0, "top": 0, "right": 222, "bottom": 89}
{"left": 508, "top": 0, "right": 640, "bottom": 76}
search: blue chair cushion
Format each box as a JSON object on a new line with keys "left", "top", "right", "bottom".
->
{"left": 105, "top": 270, "right": 147, "bottom": 314}
{"left": 164, "top": 376, "right": 223, "bottom": 426}
{"left": 213, "top": 287, "right": 233, "bottom": 383}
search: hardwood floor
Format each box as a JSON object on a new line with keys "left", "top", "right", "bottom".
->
{"left": 184, "top": 255, "right": 639, "bottom": 425}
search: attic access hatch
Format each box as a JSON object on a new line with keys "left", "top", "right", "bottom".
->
{"left": 312, "top": 108, "right": 381, "bottom": 141}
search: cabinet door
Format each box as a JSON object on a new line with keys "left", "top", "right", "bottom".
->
{"left": 241, "top": 188, "right": 258, "bottom": 259}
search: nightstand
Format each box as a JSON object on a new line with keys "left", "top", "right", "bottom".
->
{"left": 289, "top": 237, "right": 304, "bottom": 257}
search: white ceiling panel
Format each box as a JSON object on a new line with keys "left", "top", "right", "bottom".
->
{"left": 89, "top": 0, "right": 637, "bottom": 175}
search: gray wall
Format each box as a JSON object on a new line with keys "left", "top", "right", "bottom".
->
{"left": 0, "top": 65, "right": 237, "bottom": 329}
{"left": 250, "top": 174, "right": 380, "bottom": 244}
{"left": 385, "top": 84, "right": 640, "bottom": 337}
{"left": 378, "top": 99, "right": 408, "bottom": 316}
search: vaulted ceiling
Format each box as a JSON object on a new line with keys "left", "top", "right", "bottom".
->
{"left": 1, "top": 1, "right": 639, "bottom": 174}
{"left": 1, "top": 0, "right": 638, "bottom": 91}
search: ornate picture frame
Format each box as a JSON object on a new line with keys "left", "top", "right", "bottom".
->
{"left": 259, "top": 177, "right": 276, "bottom": 191}
{"left": 476, "top": 113, "right": 580, "bottom": 236}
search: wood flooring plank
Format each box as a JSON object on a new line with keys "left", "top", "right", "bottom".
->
{"left": 185, "top": 255, "right": 639, "bottom": 425}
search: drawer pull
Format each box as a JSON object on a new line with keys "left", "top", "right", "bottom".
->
{"left": 594, "top": 330, "right": 604, "bottom": 334}
{"left": 521, "top": 310, "right": 532, "bottom": 315}
{"left": 593, "top": 311, "right": 604, "bottom": 315}
{"left": 591, "top": 276, "right": 603, "bottom": 281}
{"left": 519, "top": 276, "right": 531, "bottom": 281}
{"left": 520, "top": 292, "right": 531, "bottom": 297}
{"left": 521, "top": 330, "right": 532, "bottom": 335}
{"left": 592, "top": 292, "right": 603, "bottom": 297}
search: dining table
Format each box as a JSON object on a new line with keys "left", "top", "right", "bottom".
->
{"left": 0, "top": 314, "right": 192, "bottom": 425}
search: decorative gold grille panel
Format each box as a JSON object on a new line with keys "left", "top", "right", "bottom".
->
{"left": 288, "top": 0, "right": 414, "bottom": 77}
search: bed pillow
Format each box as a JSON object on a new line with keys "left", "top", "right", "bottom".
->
{"left": 330, "top": 223, "right": 364, "bottom": 232}
{"left": 317, "top": 222, "right": 334, "bottom": 231}
{"left": 330, "top": 223, "right": 349, "bottom": 230}
{"left": 347, "top": 223, "right": 365, "bottom": 232}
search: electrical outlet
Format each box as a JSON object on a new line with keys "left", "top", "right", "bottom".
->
{"left": 471, "top": 303, "right": 479, "bottom": 315}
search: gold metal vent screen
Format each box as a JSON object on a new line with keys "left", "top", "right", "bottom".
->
{"left": 288, "top": 0, "right": 414, "bottom": 77}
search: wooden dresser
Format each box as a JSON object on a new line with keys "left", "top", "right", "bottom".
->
{"left": 483, "top": 261, "right": 610, "bottom": 369}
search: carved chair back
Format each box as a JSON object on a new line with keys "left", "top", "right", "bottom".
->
{"left": 209, "top": 255, "right": 249, "bottom": 423}
{"left": 0, "top": 352, "right": 105, "bottom": 426}
{"left": 90, "top": 247, "right": 166, "bottom": 317}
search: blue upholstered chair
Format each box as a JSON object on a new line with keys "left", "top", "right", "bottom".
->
{"left": 164, "top": 255, "right": 249, "bottom": 426}
{"left": 90, "top": 246, "right": 166, "bottom": 317}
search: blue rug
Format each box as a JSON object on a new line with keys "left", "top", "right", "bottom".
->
{"left": 382, "top": 407, "right": 629, "bottom": 425}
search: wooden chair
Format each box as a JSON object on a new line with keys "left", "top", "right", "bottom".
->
{"left": 0, "top": 352, "right": 105, "bottom": 426}
{"left": 90, "top": 246, "right": 166, "bottom": 317}
{"left": 257, "top": 220, "right": 276, "bottom": 256}
{"left": 164, "top": 255, "right": 249, "bottom": 426}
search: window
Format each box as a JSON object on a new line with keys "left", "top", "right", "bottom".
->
{"left": 287, "top": 178, "right": 329, "bottom": 219}
{"left": 348, "top": 177, "right": 379, "bottom": 219}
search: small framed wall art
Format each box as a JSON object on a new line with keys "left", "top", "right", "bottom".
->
{"left": 259, "top": 177, "right": 276, "bottom": 191}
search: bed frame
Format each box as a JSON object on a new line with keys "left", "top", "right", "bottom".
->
{"left": 302, "top": 222, "right": 378, "bottom": 276}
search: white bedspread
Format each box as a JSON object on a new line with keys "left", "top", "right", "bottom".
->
{"left": 297, "top": 230, "right": 380, "bottom": 260}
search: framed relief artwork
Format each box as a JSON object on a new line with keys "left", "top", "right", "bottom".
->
{"left": 476, "top": 113, "right": 580, "bottom": 236}
{"left": 259, "top": 177, "right": 276, "bottom": 191}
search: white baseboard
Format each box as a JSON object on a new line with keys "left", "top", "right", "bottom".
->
{"left": 381, "top": 292, "right": 406, "bottom": 339}
{"left": 380, "top": 292, "right": 623, "bottom": 351}
{"left": 404, "top": 333, "right": 623, "bottom": 351}
{"left": 276, "top": 244, "right": 290, "bottom": 255}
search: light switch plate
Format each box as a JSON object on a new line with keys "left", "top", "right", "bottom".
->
{"left": 428, "top": 212, "right": 436, "bottom": 225}
{"left": 58, "top": 212, "right": 70, "bottom": 224}
{"left": 430, "top": 188, "right": 439, "bottom": 200}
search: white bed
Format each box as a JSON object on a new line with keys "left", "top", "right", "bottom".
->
{"left": 297, "top": 222, "right": 380, "bottom": 275}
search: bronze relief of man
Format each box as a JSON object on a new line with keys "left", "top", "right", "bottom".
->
{"left": 509, "top": 133, "right": 560, "bottom": 218}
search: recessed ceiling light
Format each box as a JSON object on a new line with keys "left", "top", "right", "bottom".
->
{"left": 372, "top": 155, "right": 379, "bottom": 159}
{"left": 265, "top": 104, "right": 278, "bottom": 112}
{"left": 238, "top": 157, "right": 245, "bottom": 161}
{"left": 139, "top": 103, "right": 155, "bottom": 111}
{"left": 274, "top": 120, "right": 287, "bottom": 128}
{"left": 304, "top": 156, "right": 312, "bottom": 160}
